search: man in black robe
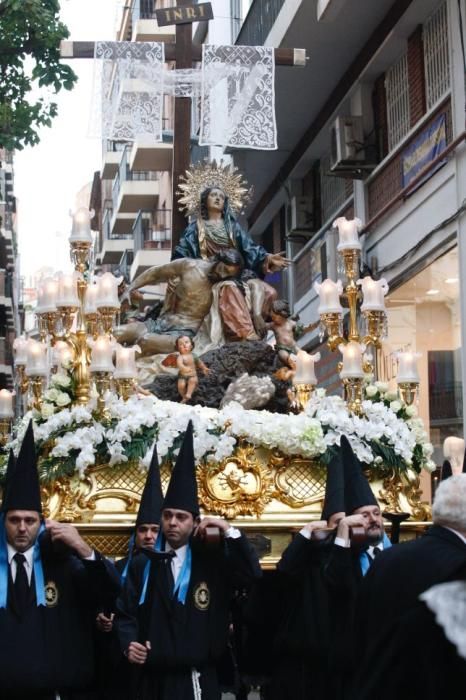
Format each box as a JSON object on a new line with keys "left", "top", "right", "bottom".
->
{"left": 265, "top": 446, "right": 346, "bottom": 699}
{"left": 95, "top": 445, "right": 164, "bottom": 699}
{"left": 352, "top": 473, "right": 466, "bottom": 699}
{"left": 322, "top": 436, "right": 391, "bottom": 699}
{"left": 0, "top": 421, "right": 119, "bottom": 700}
{"left": 116, "top": 421, "right": 262, "bottom": 699}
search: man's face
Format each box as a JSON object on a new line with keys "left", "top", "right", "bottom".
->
{"left": 328, "top": 511, "right": 345, "bottom": 528}
{"left": 135, "top": 523, "right": 159, "bottom": 550}
{"left": 161, "top": 508, "right": 196, "bottom": 549}
{"left": 206, "top": 188, "right": 225, "bottom": 213}
{"left": 210, "top": 261, "right": 241, "bottom": 282}
{"left": 354, "top": 505, "right": 384, "bottom": 545}
{"left": 5, "top": 510, "right": 41, "bottom": 552}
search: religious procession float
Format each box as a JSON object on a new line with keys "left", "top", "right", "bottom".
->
{"left": 0, "top": 160, "right": 434, "bottom": 565}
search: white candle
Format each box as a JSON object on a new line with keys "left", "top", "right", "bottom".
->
{"left": 314, "top": 279, "right": 343, "bottom": 314}
{"left": 56, "top": 273, "right": 79, "bottom": 308}
{"left": 84, "top": 283, "right": 99, "bottom": 315}
{"left": 339, "top": 341, "right": 366, "bottom": 379}
{"left": 37, "top": 277, "right": 58, "bottom": 314}
{"left": 293, "top": 350, "right": 321, "bottom": 385}
{"left": 96, "top": 273, "right": 123, "bottom": 309}
{"left": 114, "top": 344, "right": 141, "bottom": 379}
{"left": 13, "top": 335, "right": 28, "bottom": 365}
{"left": 52, "top": 341, "right": 73, "bottom": 368}
{"left": 333, "top": 216, "right": 362, "bottom": 251}
{"left": 89, "top": 335, "right": 115, "bottom": 373}
{"left": 25, "top": 340, "right": 49, "bottom": 377}
{"left": 396, "top": 351, "right": 421, "bottom": 383}
{"left": 0, "top": 389, "right": 14, "bottom": 418}
{"left": 69, "top": 207, "right": 94, "bottom": 244}
{"left": 358, "top": 277, "right": 389, "bottom": 312}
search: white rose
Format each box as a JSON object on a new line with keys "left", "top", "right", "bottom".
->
{"left": 55, "top": 392, "right": 71, "bottom": 407}
{"left": 315, "top": 388, "right": 326, "bottom": 398}
{"left": 44, "top": 388, "right": 59, "bottom": 402}
{"left": 390, "top": 400, "right": 402, "bottom": 413}
{"left": 425, "top": 459, "right": 436, "bottom": 473}
{"left": 365, "top": 385, "right": 378, "bottom": 398}
{"left": 405, "top": 405, "right": 417, "bottom": 417}
{"left": 41, "top": 403, "right": 55, "bottom": 419}
{"left": 386, "top": 391, "right": 399, "bottom": 402}
{"left": 375, "top": 381, "right": 389, "bottom": 392}
{"left": 374, "top": 455, "right": 383, "bottom": 464}
{"left": 422, "top": 442, "right": 434, "bottom": 457}
{"left": 53, "top": 373, "right": 71, "bottom": 388}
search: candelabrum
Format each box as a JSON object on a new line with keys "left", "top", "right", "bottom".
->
{"left": 292, "top": 383, "right": 315, "bottom": 412}
{"left": 397, "top": 382, "right": 418, "bottom": 406}
{"left": 116, "top": 378, "right": 137, "bottom": 401}
{"left": 11, "top": 208, "right": 133, "bottom": 418}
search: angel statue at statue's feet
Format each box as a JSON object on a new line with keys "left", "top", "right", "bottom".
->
{"left": 174, "top": 160, "right": 291, "bottom": 345}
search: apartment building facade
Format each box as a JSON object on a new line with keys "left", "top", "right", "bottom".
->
{"left": 231, "top": 0, "right": 466, "bottom": 476}
{"left": 0, "top": 148, "right": 21, "bottom": 389}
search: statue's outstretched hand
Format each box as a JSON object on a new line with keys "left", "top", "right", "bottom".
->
{"left": 266, "top": 252, "right": 292, "bottom": 273}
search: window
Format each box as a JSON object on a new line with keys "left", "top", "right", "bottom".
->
{"left": 320, "top": 155, "right": 347, "bottom": 224}
{"left": 385, "top": 53, "right": 410, "bottom": 151}
{"left": 423, "top": 2, "right": 450, "bottom": 110}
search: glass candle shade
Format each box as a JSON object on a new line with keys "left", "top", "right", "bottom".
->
{"left": 333, "top": 216, "right": 362, "bottom": 251}
{"left": 69, "top": 207, "right": 94, "bottom": 244}
{"left": 114, "top": 344, "right": 141, "bottom": 379}
{"left": 25, "top": 340, "right": 49, "bottom": 377}
{"left": 396, "top": 351, "right": 421, "bottom": 384}
{"left": 89, "top": 335, "right": 115, "bottom": 373}
{"left": 339, "top": 341, "right": 366, "bottom": 379}
{"left": 0, "top": 389, "right": 14, "bottom": 418}
{"left": 293, "top": 350, "right": 321, "bottom": 385}
{"left": 314, "top": 279, "right": 343, "bottom": 314}
{"left": 358, "top": 277, "right": 389, "bottom": 312}
{"left": 96, "top": 273, "right": 123, "bottom": 309}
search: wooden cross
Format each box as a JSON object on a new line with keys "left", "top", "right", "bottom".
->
{"left": 61, "top": 0, "right": 306, "bottom": 251}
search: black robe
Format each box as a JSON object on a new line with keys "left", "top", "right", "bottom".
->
{"left": 266, "top": 533, "right": 332, "bottom": 700}
{"left": 352, "top": 525, "right": 466, "bottom": 699}
{"left": 116, "top": 535, "right": 261, "bottom": 700}
{"left": 0, "top": 541, "right": 119, "bottom": 700}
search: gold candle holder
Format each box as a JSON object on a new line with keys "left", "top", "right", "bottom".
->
{"left": 116, "top": 378, "right": 136, "bottom": 401}
{"left": 362, "top": 309, "right": 386, "bottom": 347}
{"left": 29, "top": 375, "right": 45, "bottom": 412}
{"left": 98, "top": 306, "right": 119, "bottom": 334}
{"left": 398, "top": 382, "right": 419, "bottom": 406}
{"left": 292, "top": 382, "right": 315, "bottom": 412}
{"left": 85, "top": 312, "right": 99, "bottom": 339}
{"left": 320, "top": 312, "right": 344, "bottom": 351}
{"left": 342, "top": 376, "right": 364, "bottom": 415}
{"left": 0, "top": 418, "right": 11, "bottom": 446}
{"left": 16, "top": 364, "right": 29, "bottom": 394}
{"left": 70, "top": 240, "right": 92, "bottom": 274}
{"left": 92, "top": 371, "right": 112, "bottom": 420}
{"left": 57, "top": 306, "right": 78, "bottom": 336}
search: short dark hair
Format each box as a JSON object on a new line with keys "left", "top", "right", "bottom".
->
{"left": 271, "top": 299, "right": 291, "bottom": 318}
{"left": 175, "top": 335, "right": 194, "bottom": 351}
{"left": 213, "top": 248, "right": 244, "bottom": 270}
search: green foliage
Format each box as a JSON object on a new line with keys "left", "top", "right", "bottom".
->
{"left": 0, "top": 0, "right": 78, "bottom": 150}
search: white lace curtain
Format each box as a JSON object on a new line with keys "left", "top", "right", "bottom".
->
{"left": 90, "top": 42, "right": 277, "bottom": 150}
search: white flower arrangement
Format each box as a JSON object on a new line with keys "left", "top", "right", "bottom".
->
{"left": 0, "top": 383, "right": 435, "bottom": 483}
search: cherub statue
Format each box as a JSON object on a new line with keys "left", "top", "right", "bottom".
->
{"left": 175, "top": 335, "right": 210, "bottom": 404}
{"left": 267, "top": 299, "right": 318, "bottom": 369}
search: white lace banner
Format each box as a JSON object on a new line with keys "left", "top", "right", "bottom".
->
{"left": 199, "top": 45, "right": 277, "bottom": 150}
{"left": 163, "top": 69, "right": 202, "bottom": 98}
{"left": 89, "top": 41, "right": 165, "bottom": 141}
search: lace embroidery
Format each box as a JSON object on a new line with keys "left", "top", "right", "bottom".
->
{"left": 420, "top": 581, "right": 466, "bottom": 659}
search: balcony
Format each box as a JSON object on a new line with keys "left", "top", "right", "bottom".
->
{"left": 0, "top": 337, "right": 13, "bottom": 383}
{"left": 131, "top": 0, "right": 176, "bottom": 42}
{"left": 101, "top": 151, "right": 122, "bottom": 180}
{"left": 99, "top": 209, "right": 134, "bottom": 265}
{"left": 131, "top": 209, "right": 171, "bottom": 278}
{"left": 236, "top": 0, "right": 286, "bottom": 46}
{"left": 0, "top": 269, "right": 14, "bottom": 331}
{"left": 112, "top": 147, "right": 160, "bottom": 218}
{"left": 129, "top": 138, "right": 173, "bottom": 172}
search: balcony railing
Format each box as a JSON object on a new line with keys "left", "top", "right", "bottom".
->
{"left": 0, "top": 337, "right": 13, "bottom": 367}
{"left": 236, "top": 0, "right": 286, "bottom": 46}
{"left": 132, "top": 0, "right": 173, "bottom": 22}
{"left": 132, "top": 209, "right": 171, "bottom": 252}
{"left": 112, "top": 147, "right": 159, "bottom": 211}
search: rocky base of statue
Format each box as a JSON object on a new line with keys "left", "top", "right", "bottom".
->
{"left": 146, "top": 340, "right": 293, "bottom": 413}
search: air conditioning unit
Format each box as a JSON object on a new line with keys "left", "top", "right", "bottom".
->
{"left": 330, "top": 115, "right": 368, "bottom": 172}
{"left": 288, "top": 196, "right": 314, "bottom": 235}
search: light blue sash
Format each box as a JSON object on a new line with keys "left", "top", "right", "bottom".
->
{"left": 138, "top": 531, "right": 192, "bottom": 606}
{"left": 359, "top": 532, "right": 392, "bottom": 576}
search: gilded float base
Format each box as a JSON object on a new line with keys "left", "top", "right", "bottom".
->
{"left": 37, "top": 442, "right": 431, "bottom": 567}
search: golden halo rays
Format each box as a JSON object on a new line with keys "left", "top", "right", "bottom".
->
{"left": 177, "top": 160, "right": 251, "bottom": 218}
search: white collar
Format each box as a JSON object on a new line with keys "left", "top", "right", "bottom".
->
{"left": 7, "top": 543, "right": 35, "bottom": 569}
{"left": 445, "top": 527, "right": 466, "bottom": 545}
{"left": 166, "top": 543, "right": 188, "bottom": 562}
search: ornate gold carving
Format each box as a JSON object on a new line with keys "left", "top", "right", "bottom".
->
{"left": 273, "top": 454, "right": 327, "bottom": 508}
{"left": 197, "top": 442, "right": 274, "bottom": 518}
{"left": 177, "top": 160, "right": 250, "bottom": 217}
{"left": 403, "top": 468, "right": 432, "bottom": 521}
{"left": 81, "top": 532, "right": 131, "bottom": 558}
{"left": 377, "top": 466, "right": 404, "bottom": 512}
